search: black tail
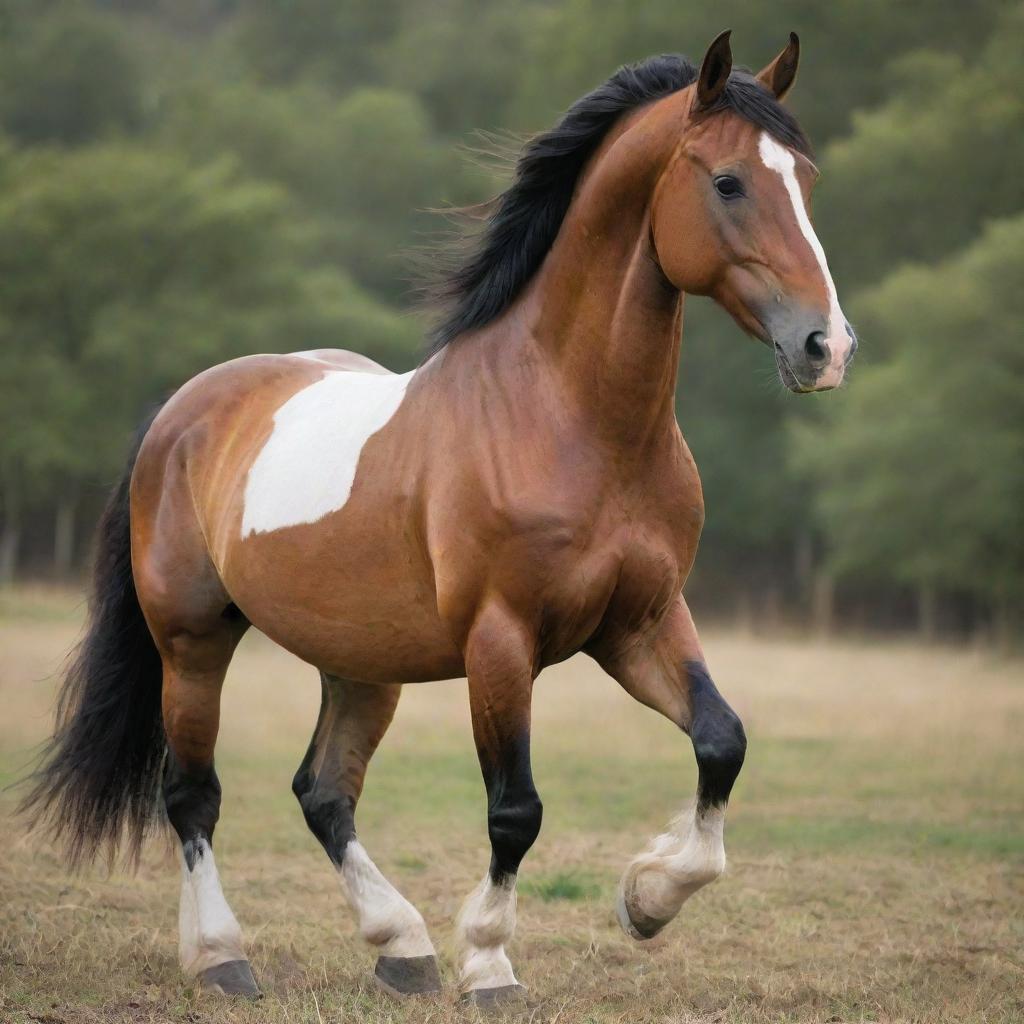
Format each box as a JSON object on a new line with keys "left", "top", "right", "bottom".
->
{"left": 19, "top": 413, "right": 166, "bottom": 868}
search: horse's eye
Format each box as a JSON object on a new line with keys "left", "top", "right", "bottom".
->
{"left": 714, "top": 175, "right": 744, "bottom": 200}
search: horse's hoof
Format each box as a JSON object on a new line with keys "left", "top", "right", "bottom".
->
{"left": 460, "top": 983, "right": 527, "bottom": 1009}
{"left": 616, "top": 885, "right": 665, "bottom": 941}
{"left": 374, "top": 954, "right": 443, "bottom": 998}
{"left": 198, "top": 959, "right": 262, "bottom": 998}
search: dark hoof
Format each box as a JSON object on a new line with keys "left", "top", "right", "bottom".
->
{"left": 461, "top": 984, "right": 527, "bottom": 1010}
{"left": 616, "top": 889, "right": 666, "bottom": 941}
{"left": 198, "top": 959, "right": 261, "bottom": 998}
{"left": 374, "top": 954, "right": 443, "bottom": 998}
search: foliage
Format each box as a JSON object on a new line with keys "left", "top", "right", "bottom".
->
{"left": 0, "top": 141, "right": 418, "bottom": 554}
{"left": 819, "top": 3, "right": 1024, "bottom": 292}
{"left": 0, "top": 2, "right": 144, "bottom": 146}
{"left": 0, "top": 0, "right": 1019, "bottom": 637}
{"left": 792, "top": 215, "right": 1024, "bottom": 608}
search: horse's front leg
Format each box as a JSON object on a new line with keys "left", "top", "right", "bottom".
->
{"left": 455, "top": 602, "right": 542, "bottom": 1006}
{"left": 594, "top": 596, "right": 746, "bottom": 940}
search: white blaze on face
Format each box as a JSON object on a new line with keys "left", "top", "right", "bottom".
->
{"left": 241, "top": 367, "right": 414, "bottom": 537}
{"left": 337, "top": 840, "right": 436, "bottom": 958}
{"left": 178, "top": 840, "right": 246, "bottom": 976}
{"left": 758, "top": 132, "right": 850, "bottom": 379}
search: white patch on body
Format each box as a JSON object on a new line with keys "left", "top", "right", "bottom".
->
{"left": 758, "top": 133, "right": 848, "bottom": 355}
{"left": 457, "top": 874, "right": 520, "bottom": 991}
{"left": 178, "top": 840, "right": 246, "bottom": 975}
{"left": 338, "top": 840, "right": 436, "bottom": 958}
{"left": 619, "top": 802, "right": 726, "bottom": 932}
{"left": 241, "top": 367, "right": 414, "bottom": 537}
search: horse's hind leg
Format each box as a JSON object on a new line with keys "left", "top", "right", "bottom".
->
{"left": 158, "top": 616, "right": 259, "bottom": 997}
{"left": 137, "top": 539, "right": 256, "bottom": 997}
{"left": 293, "top": 674, "right": 441, "bottom": 997}
{"left": 132, "top": 428, "right": 257, "bottom": 995}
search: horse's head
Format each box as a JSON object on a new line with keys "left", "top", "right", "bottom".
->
{"left": 651, "top": 31, "right": 856, "bottom": 392}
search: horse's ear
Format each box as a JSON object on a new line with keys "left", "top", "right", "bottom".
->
{"left": 756, "top": 32, "right": 800, "bottom": 101}
{"left": 693, "top": 29, "right": 733, "bottom": 112}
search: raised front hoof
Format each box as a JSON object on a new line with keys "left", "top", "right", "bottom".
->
{"left": 616, "top": 886, "right": 667, "bottom": 942}
{"left": 198, "top": 959, "right": 261, "bottom": 998}
{"left": 460, "top": 984, "right": 527, "bottom": 1011}
{"left": 374, "top": 954, "right": 443, "bottom": 998}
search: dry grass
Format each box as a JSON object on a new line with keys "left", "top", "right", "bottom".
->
{"left": 1, "top": 588, "right": 1022, "bottom": 1023}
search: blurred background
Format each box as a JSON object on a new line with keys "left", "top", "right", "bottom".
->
{"left": 1, "top": 7, "right": 1022, "bottom": 1020}
{"left": 0, "top": 0, "right": 1020, "bottom": 645}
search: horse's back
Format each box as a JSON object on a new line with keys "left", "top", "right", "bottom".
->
{"left": 136, "top": 347, "right": 397, "bottom": 523}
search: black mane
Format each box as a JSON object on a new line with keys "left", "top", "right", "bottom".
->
{"left": 426, "top": 53, "right": 811, "bottom": 355}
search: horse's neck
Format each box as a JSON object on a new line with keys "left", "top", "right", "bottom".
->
{"left": 524, "top": 135, "right": 684, "bottom": 450}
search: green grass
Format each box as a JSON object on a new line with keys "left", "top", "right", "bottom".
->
{"left": 522, "top": 871, "right": 604, "bottom": 903}
{"left": 1, "top": 591, "right": 1023, "bottom": 1023}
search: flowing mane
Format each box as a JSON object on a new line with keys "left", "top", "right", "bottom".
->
{"left": 426, "top": 53, "right": 812, "bottom": 355}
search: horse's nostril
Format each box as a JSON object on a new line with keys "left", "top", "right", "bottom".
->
{"left": 804, "top": 331, "right": 828, "bottom": 366}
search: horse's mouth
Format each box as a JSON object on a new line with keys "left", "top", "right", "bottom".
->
{"left": 774, "top": 345, "right": 813, "bottom": 393}
{"left": 774, "top": 345, "right": 841, "bottom": 394}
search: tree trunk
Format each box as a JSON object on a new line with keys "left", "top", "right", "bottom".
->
{"left": 992, "top": 597, "right": 1017, "bottom": 655}
{"left": 54, "top": 493, "right": 77, "bottom": 579}
{"left": 918, "top": 583, "right": 938, "bottom": 641}
{"left": 0, "top": 522, "right": 18, "bottom": 585}
{"left": 811, "top": 570, "right": 834, "bottom": 637}
{"left": 794, "top": 532, "right": 814, "bottom": 607}
{"left": 735, "top": 589, "right": 754, "bottom": 635}
{"left": 0, "top": 474, "right": 20, "bottom": 586}
{"left": 763, "top": 586, "right": 783, "bottom": 633}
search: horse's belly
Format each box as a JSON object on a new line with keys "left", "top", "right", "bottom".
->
{"left": 223, "top": 520, "right": 464, "bottom": 682}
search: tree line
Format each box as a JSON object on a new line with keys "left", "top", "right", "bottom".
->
{"left": 0, "top": 0, "right": 1020, "bottom": 644}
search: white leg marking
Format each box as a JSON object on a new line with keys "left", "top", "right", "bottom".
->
{"left": 178, "top": 840, "right": 246, "bottom": 976}
{"left": 338, "top": 841, "right": 435, "bottom": 958}
{"left": 758, "top": 131, "right": 851, "bottom": 380}
{"left": 619, "top": 802, "right": 726, "bottom": 933}
{"left": 457, "top": 874, "right": 519, "bottom": 991}
{"left": 241, "top": 367, "right": 415, "bottom": 537}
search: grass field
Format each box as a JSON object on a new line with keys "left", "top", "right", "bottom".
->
{"left": 1, "top": 588, "right": 1022, "bottom": 1023}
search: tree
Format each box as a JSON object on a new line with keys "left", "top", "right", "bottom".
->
{"left": 0, "top": 2, "right": 144, "bottom": 146}
{"left": 818, "top": 4, "right": 1024, "bottom": 294}
{"left": 791, "top": 215, "right": 1024, "bottom": 640}
{"left": 161, "top": 81, "right": 489, "bottom": 304}
{"left": 507, "top": 0, "right": 1008, "bottom": 147}
{"left": 234, "top": 0, "right": 404, "bottom": 90}
{"left": 0, "top": 142, "right": 419, "bottom": 576}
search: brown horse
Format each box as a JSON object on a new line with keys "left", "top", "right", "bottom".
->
{"left": 24, "top": 31, "right": 854, "bottom": 1004}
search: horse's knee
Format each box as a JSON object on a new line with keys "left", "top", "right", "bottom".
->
{"left": 684, "top": 661, "right": 746, "bottom": 809}
{"left": 488, "top": 788, "right": 543, "bottom": 879}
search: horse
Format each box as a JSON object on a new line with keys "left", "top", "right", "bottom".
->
{"left": 22, "top": 30, "right": 855, "bottom": 1005}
